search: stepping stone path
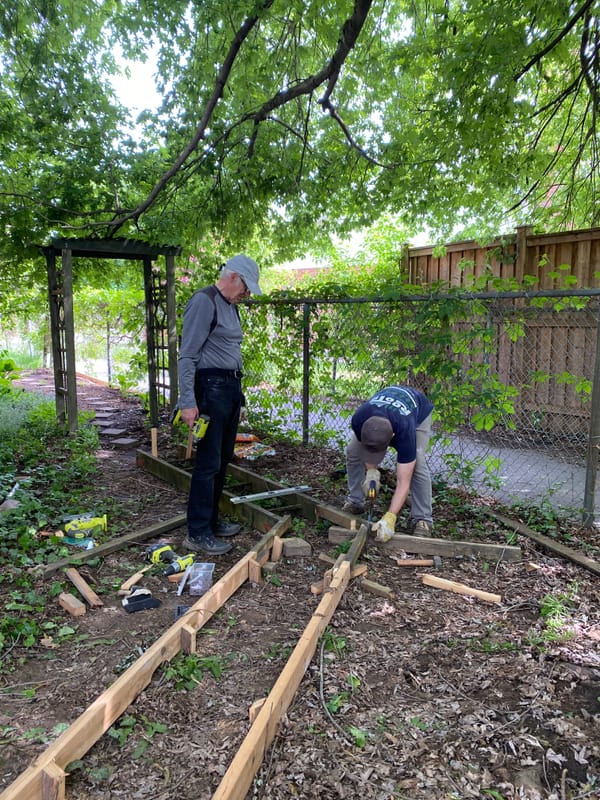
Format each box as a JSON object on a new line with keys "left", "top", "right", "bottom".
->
{"left": 14, "top": 372, "right": 143, "bottom": 451}
{"left": 86, "top": 400, "right": 139, "bottom": 449}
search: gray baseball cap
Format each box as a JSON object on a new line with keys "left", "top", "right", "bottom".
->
{"left": 225, "top": 254, "right": 262, "bottom": 295}
{"left": 359, "top": 416, "right": 393, "bottom": 464}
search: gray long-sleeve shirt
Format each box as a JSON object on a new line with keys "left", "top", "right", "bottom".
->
{"left": 177, "top": 287, "right": 243, "bottom": 409}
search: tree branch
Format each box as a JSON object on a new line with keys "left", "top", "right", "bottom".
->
{"left": 106, "top": 0, "right": 276, "bottom": 235}
{"left": 514, "top": 0, "right": 594, "bottom": 81}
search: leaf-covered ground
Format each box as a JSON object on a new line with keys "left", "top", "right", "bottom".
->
{"left": 1, "top": 371, "right": 599, "bottom": 800}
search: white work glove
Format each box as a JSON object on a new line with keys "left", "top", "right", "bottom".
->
{"left": 361, "top": 468, "right": 381, "bottom": 498}
{"left": 373, "top": 511, "right": 397, "bottom": 542}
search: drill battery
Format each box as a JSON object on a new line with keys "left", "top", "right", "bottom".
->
{"left": 170, "top": 409, "right": 210, "bottom": 443}
{"left": 146, "top": 543, "right": 176, "bottom": 564}
{"left": 192, "top": 414, "right": 210, "bottom": 442}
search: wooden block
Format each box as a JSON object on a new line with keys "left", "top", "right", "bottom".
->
{"left": 42, "top": 760, "right": 65, "bottom": 800}
{"left": 328, "top": 526, "right": 354, "bottom": 544}
{"left": 358, "top": 579, "right": 395, "bottom": 600}
{"left": 65, "top": 567, "right": 104, "bottom": 607}
{"left": 318, "top": 552, "right": 336, "bottom": 566}
{"left": 59, "top": 592, "right": 86, "bottom": 617}
{"left": 248, "top": 558, "right": 263, "bottom": 584}
{"left": 118, "top": 565, "right": 153, "bottom": 595}
{"left": 180, "top": 624, "right": 196, "bottom": 655}
{"left": 271, "top": 535, "right": 284, "bottom": 561}
{"left": 151, "top": 427, "right": 158, "bottom": 457}
{"left": 350, "top": 563, "right": 368, "bottom": 579}
{"left": 421, "top": 574, "right": 501, "bottom": 604}
{"left": 282, "top": 538, "right": 312, "bottom": 557}
{"left": 262, "top": 561, "right": 278, "bottom": 575}
{"left": 310, "top": 579, "right": 325, "bottom": 596}
{"left": 249, "top": 698, "right": 265, "bottom": 724}
{"left": 167, "top": 573, "right": 185, "bottom": 583}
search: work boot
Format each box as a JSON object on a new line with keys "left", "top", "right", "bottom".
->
{"left": 342, "top": 500, "right": 365, "bottom": 516}
{"left": 182, "top": 535, "right": 233, "bottom": 556}
{"left": 412, "top": 520, "right": 432, "bottom": 537}
{"left": 213, "top": 520, "right": 241, "bottom": 537}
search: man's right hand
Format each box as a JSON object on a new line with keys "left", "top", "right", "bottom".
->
{"left": 361, "top": 468, "right": 381, "bottom": 497}
{"left": 180, "top": 407, "right": 198, "bottom": 427}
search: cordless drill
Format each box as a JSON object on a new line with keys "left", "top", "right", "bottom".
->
{"left": 367, "top": 479, "right": 377, "bottom": 523}
{"left": 163, "top": 554, "right": 195, "bottom": 576}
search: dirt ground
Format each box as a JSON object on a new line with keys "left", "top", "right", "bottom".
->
{"left": 1, "top": 371, "right": 599, "bottom": 800}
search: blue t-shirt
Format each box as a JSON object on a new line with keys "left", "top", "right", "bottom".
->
{"left": 351, "top": 386, "right": 433, "bottom": 463}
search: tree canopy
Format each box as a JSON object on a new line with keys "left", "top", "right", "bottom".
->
{"left": 1, "top": 0, "right": 598, "bottom": 280}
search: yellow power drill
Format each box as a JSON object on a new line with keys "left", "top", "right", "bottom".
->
{"left": 163, "top": 554, "right": 195, "bottom": 576}
{"left": 367, "top": 480, "right": 377, "bottom": 524}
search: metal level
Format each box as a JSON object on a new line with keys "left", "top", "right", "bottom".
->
{"left": 230, "top": 485, "right": 311, "bottom": 505}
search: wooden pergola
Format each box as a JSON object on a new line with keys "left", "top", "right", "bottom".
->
{"left": 40, "top": 237, "right": 182, "bottom": 433}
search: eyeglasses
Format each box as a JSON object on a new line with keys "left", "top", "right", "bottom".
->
{"left": 238, "top": 274, "right": 249, "bottom": 293}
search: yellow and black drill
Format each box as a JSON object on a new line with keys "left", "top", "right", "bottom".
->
{"left": 163, "top": 554, "right": 195, "bottom": 576}
{"left": 366, "top": 479, "right": 377, "bottom": 525}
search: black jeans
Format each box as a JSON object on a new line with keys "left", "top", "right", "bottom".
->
{"left": 187, "top": 372, "right": 242, "bottom": 539}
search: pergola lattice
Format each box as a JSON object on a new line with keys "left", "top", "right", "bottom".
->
{"left": 41, "top": 238, "right": 182, "bottom": 432}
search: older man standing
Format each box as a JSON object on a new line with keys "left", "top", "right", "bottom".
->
{"left": 178, "top": 255, "right": 262, "bottom": 555}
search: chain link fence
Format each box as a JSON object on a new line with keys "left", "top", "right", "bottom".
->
{"left": 239, "top": 291, "right": 600, "bottom": 525}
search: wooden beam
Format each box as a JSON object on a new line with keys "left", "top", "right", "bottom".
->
{"left": 212, "top": 559, "right": 352, "bottom": 800}
{"left": 135, "top": 451, "right": 283, "bottom": 533}
{"left": 358, "top": 578, "right": 395, "bottom": 600}
{"left": 65, "top": 568, "right": 103, "bottom": 607}
{"left": 32, "top": 515, "right": 187, "bottom": 579}
{"left": 382, "top": 534, "right": 522, "bottom": 563}
{"left": 483, "top": 510, "right": 600, "bottom": 577}
{"left": 421, "top": 574, "right": 502, "bottom": 604}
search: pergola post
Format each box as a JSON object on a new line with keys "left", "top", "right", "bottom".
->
{"left": 166, "top": 253, "right": 178, "bottom": 411}
{"left": 45, "top": 248, "right": 67, "bottom": 425}
{"left": 40, "top": 238, "right": 182, "bottom": 434}
{"left": 143, "top": 256, "right": 159, "bottom": 428}
{"left": 61, "top": 247, "right": 79, "bottom": 434}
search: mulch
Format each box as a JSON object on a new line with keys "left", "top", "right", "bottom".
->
{"left": 1, "top": 371, "right": 599, "bottom": 800}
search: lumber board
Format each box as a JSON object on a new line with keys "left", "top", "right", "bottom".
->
{"left": 65, "top": 568, "right": 104, "bottom": 607}
{"left": 383, "top": 534, "right": 522, "bottom": 563}
{"left": 422, "top": 574, "right": 502, "bottom": 604}
{"left": 226, "top": 462, "right": 358, "bottom": 527}
{"left": 483, "top": 510, "right": 600, "bottom": 577}
{"left": 0, "top": 521, "right": 290, "bottom": 800}
{"left": 212, "top": 560, "right": 352, "bottom": 800}
{"left": 118, "top": 565, "right": 153, "bottom": 595}
{"left": 136, "top": 450, "right": 282, "bottom": 533}
{"left": 33, "top": 514, "right": 187, "bottom": 578}
{"left": 358, "top": 578, "right": 395, "bottom": 600}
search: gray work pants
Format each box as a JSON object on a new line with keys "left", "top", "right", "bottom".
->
{"left": 345, "top": 412, "right": 433, "bottom": 523}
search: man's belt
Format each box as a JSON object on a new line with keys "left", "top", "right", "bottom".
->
{"left": 196, "top": 368, "right": 243, "bottom": 379}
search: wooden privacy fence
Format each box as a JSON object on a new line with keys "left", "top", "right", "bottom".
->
{"left": 405, "top": 225, "right": 600, "bottom": 288}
